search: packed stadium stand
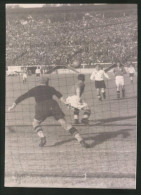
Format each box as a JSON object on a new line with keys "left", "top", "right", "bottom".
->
{"left": 6, "top": 4, "right": 137, "bottom": 67}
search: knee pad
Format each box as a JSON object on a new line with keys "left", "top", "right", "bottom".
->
{"left": 33, "top": 119, "right": 42, "bottom": 132}
{"left": 74, "top": 108, "right": 79, "bottom": 115}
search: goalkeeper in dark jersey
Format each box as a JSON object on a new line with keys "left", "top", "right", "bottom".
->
{"left": 8, "top": 76, "right": 89, "bottom": 148}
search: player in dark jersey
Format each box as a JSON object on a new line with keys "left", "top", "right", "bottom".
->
{"left": 8, "top": 76, "right": 89, "bottom": 148}
{"left": 66, "top": 74, "right": 91, "bottom": 125}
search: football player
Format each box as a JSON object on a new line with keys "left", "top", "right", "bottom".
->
{"left": 128, "top": 63, "right": 136, "bottom": 83}
{"left": 66, "top": 74, "right": 91, "bottom": 125}
{"left": 35, "top": 66, "right": 41, "bottom": 77}
{"left": 8, "top": 76, "right": 89, "bottom": 148}
{"left": 113, "top": 62, "right": 126, "bottom": 98}
{"left": 90, "top": 65, "right": 110, "bottom": 101}
{"left": 22, "top": 68, "right": 28, "bottom": 84}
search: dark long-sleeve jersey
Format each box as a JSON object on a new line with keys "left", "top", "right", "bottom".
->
{"left": 15, "top": 85, "right": 62, "bottom": 105}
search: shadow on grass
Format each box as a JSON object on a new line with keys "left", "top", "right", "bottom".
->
{"left": 86, "top": 128, "right": 132, "bottom": 148}
{"left": 111, "top": 96, "right": 137, "bottom": 101}
{"left": 7, "top": 115, "right": 136, "bottom": 135}
{"left": 49, "top": 128, "right": 132, "bottom": 148}
{"left": 90, "top": 115, "right": 136, "bottom": 126}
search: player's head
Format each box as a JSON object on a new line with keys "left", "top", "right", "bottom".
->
{"left": 78, "top": 74, "right": 85, "bottom": 82}
{"left": 40, "top": 76, "right": 49, "bottom": 85}
{"left": 95, "top": 64, "right": 101, "bottom": 70}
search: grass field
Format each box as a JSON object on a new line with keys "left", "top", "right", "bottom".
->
{"left": 5, "top": 72, "right": 137, "bottom": 189}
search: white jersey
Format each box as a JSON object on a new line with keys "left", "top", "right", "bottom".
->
{"left": 128, "top": 67, "right": 136, "bottom": 74}
{"left": 90, "top": 69, "right": 109, "bottom": 81}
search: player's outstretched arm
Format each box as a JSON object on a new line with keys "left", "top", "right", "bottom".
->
{"left": 103, "top": 71, "right": 110, "bottom": 79}
{"left": 8, "top": 89, "right": 34, "bottom": 112}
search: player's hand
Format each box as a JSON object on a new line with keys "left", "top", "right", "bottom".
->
{"left": 8, "top": 106, "right": 14, "bottom": 112}
{"left": 8, "top": 103, "right": 16, "bottom": 112}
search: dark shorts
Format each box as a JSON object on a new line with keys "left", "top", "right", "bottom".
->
{"left": 35, "top": 99, "right": 65, "bottom": 122}
{"left": 95, "top": 80, "right": 106, "bottom": 89}
{"left": 36, "top": 73, "right": 40, "bottom": 77}
{"left": 129, "top": 73, "right": 134, "bottom": 77}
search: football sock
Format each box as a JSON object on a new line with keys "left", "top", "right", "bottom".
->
{"left": 74, "top": 119, "right": 79, "bottom": 124}
{"left": 69, "top": 127, "right": 83, "bottom": 142}
{"left": 35, "top": 125, "right": 45, "bottom": 138}
{"left": 102, "top": 92, "right": 106, "bottom": 99}
{"left": 74, "top": 133, "right": 83, "bottom": 142}
{"left": 98, "top": 95, "right": 102, "bottom": 101}
{"left": 122, "top": 89, "right": 125, "bottom": 98}
{"left": 74, "top": 109, "right": 79, "bottom": 123}
{"left": 81, "top": 118, "right": 89, "bottom": 125}
{"left": 117, "top": 91, "right": 120, "bottom": 98}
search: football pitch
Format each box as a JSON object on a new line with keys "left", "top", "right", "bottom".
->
{"left": 5, "top": 73, "right": 137, "bottom": 189}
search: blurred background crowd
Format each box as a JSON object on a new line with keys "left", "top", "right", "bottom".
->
{"left": 6, "top": 4, "right": 137, "bottom": 67}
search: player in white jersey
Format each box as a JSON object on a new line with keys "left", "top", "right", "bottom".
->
{"left": 90, "top": 65, "right": 110, "bottom": 101}
{"left": 113, "top": 62, "right": 126, "bottom": 99}
{"left": 128, "top": 64, "right": 136, "bottom": 83}
{"left": 66, "top": 74, "right": 91, "bottom": 125}
{"left": 22, "top": 69, "right": 27, "bottom": 84}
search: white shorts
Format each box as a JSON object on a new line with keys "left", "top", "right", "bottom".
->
{"left": 23, "top": 74, "right": 27, "bottom": 79}
{"left": 115, "top": 76, "right": 124, "bottom": 86}
{"left": 66, "top": 95, "right": 88, "bottom": 110}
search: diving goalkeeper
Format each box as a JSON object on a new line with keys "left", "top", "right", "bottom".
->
{"left": 8, "top": 76, "right": 89, "bottom": 148}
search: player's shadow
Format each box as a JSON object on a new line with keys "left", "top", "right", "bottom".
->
{"left": 111, "top": 96, "right": 137, "bottom": 101}
{"left": 49, "top": 128, "right": 132, "bottom": 148}
{"left": 85, "top": 128, "right": 132, "bottom": 148}
{"left": 90, "top": 115, "right": 136, "bottom": 126}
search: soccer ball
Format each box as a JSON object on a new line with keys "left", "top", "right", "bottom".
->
{"left": 71, "top": 60, "right": 81, "bottom": 68}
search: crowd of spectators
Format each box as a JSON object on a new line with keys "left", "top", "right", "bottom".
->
{"left": 6, "top": 10, "right": 137, "bottom": 67}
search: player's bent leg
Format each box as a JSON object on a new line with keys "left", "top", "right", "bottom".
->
{"left": 74, "top": 108, "right": 79, "bottom": 124}
{"left": 33, "top": 118, "right": 46, "bottom": 147}
{"left": 81, "top": 108, "right": 91, "bottom": 125}
{"left": 58, "top": 118, "right": 89, "bottom": 148}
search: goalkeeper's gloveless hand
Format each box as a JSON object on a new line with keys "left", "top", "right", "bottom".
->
{"left": 8, "top": 103, "right": 16, "bottom": 112}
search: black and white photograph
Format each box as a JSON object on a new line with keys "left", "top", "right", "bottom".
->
{"left": 5, "top": 3, "right": 137, "bottom": 189}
